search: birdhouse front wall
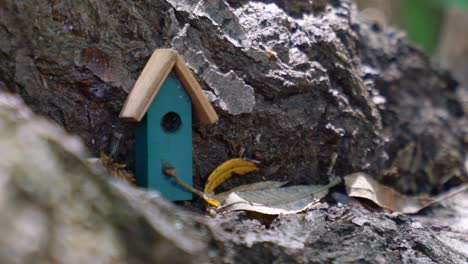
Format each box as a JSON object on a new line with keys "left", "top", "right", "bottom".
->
{"left": 135, "top": 72, "right": 193, "bottom": 201}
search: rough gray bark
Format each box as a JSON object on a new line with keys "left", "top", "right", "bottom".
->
{"left": 0, "top": 94, "right": 467, "bottom": 263}
{"left": 0, "top": 0, "right": 466, "bottom": 194}
{"left": 0, "top": 93, "right": 208, "bottom": 264}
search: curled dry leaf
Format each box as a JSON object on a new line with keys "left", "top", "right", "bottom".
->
{"left": 204, "top": 158, "right": 259, "bottom": 194}
{"left": 217, "top": 177, "right": 342, "bottom": 215}
{"left": 344, "top": 172, "right": 468, "bottom": 214}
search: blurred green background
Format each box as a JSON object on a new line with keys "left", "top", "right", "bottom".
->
{"left": 356, "top": 0, "right": 468, "bottom": 54}
{"left": 356, "top": 0, "right": 468, "bottom": 87}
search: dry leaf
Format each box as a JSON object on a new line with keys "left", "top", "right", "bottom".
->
{"left": 344, "top": 172, "right": 468, "bottom": 214}
{"left": 213, "top": 181, "right": 288, "bottom": 203}
{"left": 89, "top": 153, "right": 136, "bottom": 185}
{"left": 204, "top": 158, "right": 259, "bottom": 194}
{"left": 265, "top": 49, "right": 278, "bottom": 58}
{"left": 217, "top": 177, "right": 341, "bottom": 215}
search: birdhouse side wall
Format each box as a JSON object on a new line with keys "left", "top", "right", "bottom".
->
{"left": 135, "top": 118, "right": 148, "bottom": 187}
{"left": 135, "top": 72, "right": 193, "bottom": 201}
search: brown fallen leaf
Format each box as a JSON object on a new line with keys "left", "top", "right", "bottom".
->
{"left": 344, "top": 172, "right": 468, "bottom": 214}
{"left": 89, "top": 153, "right": 136, "bottom": 185}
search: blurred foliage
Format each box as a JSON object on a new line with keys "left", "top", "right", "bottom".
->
{"left": 433, "top": 0, "right": 468, "bottom": 9}
{"left": 357, "top": 0, "right": 468, "bottom": 53}
{"left": 402, "top": 0, "right": 441, "bottom": 54}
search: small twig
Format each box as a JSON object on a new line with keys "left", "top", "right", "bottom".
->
{"left": 275, "top": 140, "right": 299, "bottom": 173}
{"left": 162, "top": 163, "right": 221, "bottom": 207}
{"left": 170, "top": 173, "right": 206, "bottom": 199}
{"left": 327, "top": 152, "right": 338, "bottom": 176}
{"left": 162, "top": 163, "right": 204, "bottom": 198}
{"left": 109, "top": 132, "right": 123, "bottom": 158}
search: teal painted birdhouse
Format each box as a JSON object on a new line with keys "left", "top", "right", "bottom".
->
{"left": 120, "top": 49, "right": 218, "bottom": 201}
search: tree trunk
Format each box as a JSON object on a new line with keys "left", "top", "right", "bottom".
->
{"left": 0, "top": 0, "right": 467, "bottom": 263}
{"left": 0, "top": 93, "right": 466, "bottom": 263}
{"left": 0, "top": 0, "right": 466, "bottom": 194}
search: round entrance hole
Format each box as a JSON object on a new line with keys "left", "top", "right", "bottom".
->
{"left": 161, "top": 112, "right": 182, "bottom": 133}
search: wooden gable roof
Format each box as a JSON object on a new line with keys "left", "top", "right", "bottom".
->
{"left": 119, "top": 49, "right": 218, "bottom": 124}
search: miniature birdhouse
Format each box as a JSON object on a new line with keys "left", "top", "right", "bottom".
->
{"left": 120, "top": 49, "right": 218, "bottom": 201}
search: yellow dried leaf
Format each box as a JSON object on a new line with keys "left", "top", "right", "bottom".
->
{"left": 204, "top": 158, "right": 259, "bottom": 194}
{"left": 204, "top": 197, "right": 221, "bottom": 207}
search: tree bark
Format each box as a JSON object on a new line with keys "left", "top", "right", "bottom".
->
{"left": 0, "top": 93, "right": 466, "bottom": 263}
{"left": 0, "top": 0, "right": 466, "bottom": 194}
{"left": 0, "top": 0, "right": 467, "bottom": 262}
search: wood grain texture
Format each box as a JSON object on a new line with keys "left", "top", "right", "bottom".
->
{"left": 120, "top": 49, "right": 218, "bottom": 124}
{"left": 174, "top": 55, "right": 219, "bottom": 125}
{"left": 120, "top": 49, "right": 178, "bottom": 121}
